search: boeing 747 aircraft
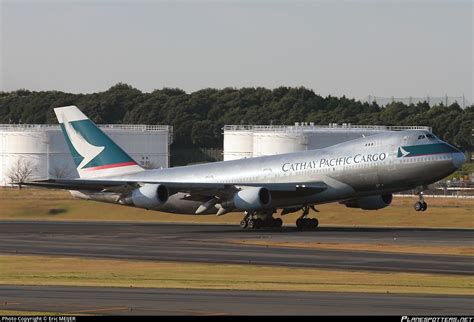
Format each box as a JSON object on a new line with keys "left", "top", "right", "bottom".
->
{"left": 24, "top": 106, "right": 465, "bottom": 229}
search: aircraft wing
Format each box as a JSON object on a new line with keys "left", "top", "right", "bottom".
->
{"left": 21, "top": 178, "right": 327, "bottom": 197}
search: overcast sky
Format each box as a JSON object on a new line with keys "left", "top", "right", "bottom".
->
{"left": 1, "top": 0, "right": 472, "bottom": 101}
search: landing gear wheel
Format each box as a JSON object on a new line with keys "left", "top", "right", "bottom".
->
{"left": 296, "top": 218, "right": 318, "bottom": 230}
{"left": 414, "top": 191, "right": 428, "bottom": 212}
{"left": 414, "top": 201, "right": 423, "bottom": 212}
{"left": 421, "top": 202, "right": 427, "bottom": 211}
{"left": 296, "top": 205, "right": 309, "bottom": 229}
{"left": 240, "top": 219, "right": 248, "bottom": 229}
{"left": 295, "top": 205, "right": 320, "bottom": 230}
{"left": 296, "top": 218, "right": 303, "bottom": 229}
{"left": 302, "top": 218, "right": 310, "bottom": 228}
{"left": 248, "top": 219, "right": 255, "bottom": 229}
{"left": 310, "top": 218, "right": 319, "bottom": 229}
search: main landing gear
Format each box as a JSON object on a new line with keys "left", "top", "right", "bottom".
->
{"left": 239, "top": 205, "right": 320, "bottom": 230}
{"left": 240, "top": 211, "right": 283, "bottom": 230}
{"left": 414, "top": 192, "right": 428, "bottom": 212}
{"left": 295, "top": 205, "right": 319, "bottom": 230}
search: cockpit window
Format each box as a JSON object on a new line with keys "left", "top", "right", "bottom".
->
{"left": 417, "top": 133, "right": 438, "bottom": 140}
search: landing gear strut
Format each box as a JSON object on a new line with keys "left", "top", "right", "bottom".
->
{"left": 295, "top": 205, "right": 319, "bottom": 230}
{"left": 414, "top": 192, "right": 428, "bottom": 212}
{"left": 240, "top": 211, "right": 283, "bottom": 229}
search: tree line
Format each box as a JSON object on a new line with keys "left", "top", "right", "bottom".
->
{"left": 0, "top": 83, "right": 472, "bottom": 154}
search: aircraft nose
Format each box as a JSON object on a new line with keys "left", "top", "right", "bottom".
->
{"left": 452, "top": 151, "right": 465, "bottom": 169}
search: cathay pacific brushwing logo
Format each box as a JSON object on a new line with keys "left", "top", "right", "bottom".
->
{"left": 62, "top": 114, "right": 105, "bottom": 169}
{"left": 397, "top": 146, "right": 410, "bottom": 158}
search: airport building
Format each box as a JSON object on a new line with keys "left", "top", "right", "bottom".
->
{"left": 223, "top": 123, "right": 432, "bottom": 161}
{"left": 0, "top": 124, "right": 172, "bottom": 186}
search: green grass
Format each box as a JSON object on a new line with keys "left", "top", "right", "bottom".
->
{"left": 0, "top": 310, "right": 70, "bottom": 316}
{"left": 1, "top": 188, "right": 473, "bottom": 229}
{"left": 1, "top": 254, "right": 472, "bottom": 295}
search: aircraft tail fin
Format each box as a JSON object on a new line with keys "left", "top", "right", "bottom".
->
{"left": 54, "top": 106, "right": 144, "bottom": 178}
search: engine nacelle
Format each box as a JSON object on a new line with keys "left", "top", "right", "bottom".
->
{"left": 342, "top": 194, "right": 393, "bottom": 210}
{"left": 124, "top": 184, "right": 169, "bottom": 209}
{"left": 222, "top": 187, "right": 271, "bottom": 211}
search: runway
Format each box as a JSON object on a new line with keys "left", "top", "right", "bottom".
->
{"left": 1, "top": 221, "right": 473, "bottom": 315}
{"left": 1, "top": 285, "right": 473, "bottom": 315}
{"left": 0, "top": 221, "right": 472, "bottom": 275}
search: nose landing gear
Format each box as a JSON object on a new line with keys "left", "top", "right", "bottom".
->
{"left": 414, "top": 192, "right": 428, "bottom": 212}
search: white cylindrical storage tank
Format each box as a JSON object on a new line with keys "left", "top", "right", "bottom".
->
{"left": 0, "top": 130, "right": 51, "bottom": 186}
{"left": 253, "top": 131, "right": 309, "bottom": 157}
{"left": 0, "top": 124, "right": 172, "bottom": 186}
{"left": 223, "top": 124, "right": 432, "bottom": 159}
{"left": 46, "top": 129, "right": 79, "bottom": 179}
{"left": 305, "top": 129, "right": 389, "bottom": 150}
{"left": 223, "top": 126, "right": 253, "bottom": 161}
{"left": 106, "top": 127, "right": 170, "bottom": 169}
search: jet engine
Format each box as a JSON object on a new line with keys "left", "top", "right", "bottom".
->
{"left": 217, "top": 187, "right": 271, "bottom": 215}
{"left": 123, "top": 184, "right": 169, "bottom": 209}
{"left": 342, "top": 194, "right": 393, "bottom": 210}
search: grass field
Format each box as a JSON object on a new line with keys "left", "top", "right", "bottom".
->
{"left": 1, "top": 254, "right": 472, "bottom": 295}
{"left": 0, "top": 310, "right": 68, "bottom": 316}
{"left": 0, "top": 188, "right": 472, "bottom": 228}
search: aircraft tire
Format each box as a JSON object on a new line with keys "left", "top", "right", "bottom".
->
{"left": 414, "top": 201, "right": 423, "bottom": 212}
{"left": 421, "top": 202, "right": 428, "bottom": 211}
{"left": 240, "top": 219, "right": 248, "bottom": 229}
{"left": 248, "top": 219, "right": 255, "bottom": 229}
{"left": 274, "top": 218, "right": 283, "bottom": 228}
{"left": 296, "top": 218, "right": 303, "bottom": 229}
{"left": 303, "top": 219, "right": 311, "bottom": 228}
{"left": 310, "top": 218, "right": 319, "bottom": 229}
